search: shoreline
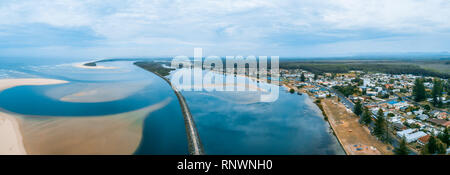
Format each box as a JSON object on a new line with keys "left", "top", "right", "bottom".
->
{"left": 0, "top": 78, "right": 69, "bottom": 155}
{"left": 73, "top": 61, "right": 117, "bottom": 70}
{"left": 285, "top": 83, "right": 390, "bottom": 155}
{"left": 316, "top": 96, "right": 392, "bottom": 155}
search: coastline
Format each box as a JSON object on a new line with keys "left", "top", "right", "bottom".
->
{"left": 0, "top": 78, "right": 69, "bottom": 155}
{"left": 284, "top": 83, "right": 389, "bottom": 155}
{"left": 311, "top": 94, "right": 392, "bottom": 155}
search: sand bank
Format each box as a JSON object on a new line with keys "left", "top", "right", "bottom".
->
{"left": 2, "top": 97, "right": 171, "bottom": 155}
{"left": 0, "top": 78, "right": 68, "bottom": 92}
{"left": 0, "top": 78, "right": 69, "bottom": 155}
{"left": 58, "top": 81, "right": 151, "bottom": 103}
{"left": 73, "top": 62, "right": 117, "bottom": 69}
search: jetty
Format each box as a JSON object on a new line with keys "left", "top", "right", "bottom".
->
{"left": 135, "top": 63, "right": 204, "bottom": 155}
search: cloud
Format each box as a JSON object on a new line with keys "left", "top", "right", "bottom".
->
{"left": 0, "top": 0, "right": 449, "bottom": 57}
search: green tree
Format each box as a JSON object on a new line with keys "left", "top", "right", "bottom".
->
{"left": 289, "top": 89, "right": 295, "bottom": 94}
{"left": 374, "top": 109, "right": 386, "bottom": 140}
{"left": 300, "top": 73, "right": 306, "bottom": 82}
{"left": 313, "top": 74, "right": 318, "bottom": 81}
{"left": 413, "top": 78, "right": 426, "bottom": 102}
{"left": 432, "top": 78, "right": 443, "bottom": 107}
{"left": 354, "top": 100, "right": 363, "bottom": 116}
{"left": 436, "top": 139, "right": 447, "bottom": 154}
{"left": 394, "top": 137, "right": 410, "bottom": 155}
{"left": 423, "top": 135, "right": 448, "bottom": 155}
{"left": 424, "top": 135, "right": 437, "bottom": 154}
{"left": 438, "top": 127, "right": 449, "bottom": 146}
{"left": 361, "top": 107, "right": 372, "bottom": 125}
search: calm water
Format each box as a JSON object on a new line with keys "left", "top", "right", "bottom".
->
{"left": 174, "top": 69, "right": 345, "bottom": 155}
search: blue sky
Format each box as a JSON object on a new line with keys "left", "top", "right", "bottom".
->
{"left": 1, "top": 0, "right": 450, "bottom": 59}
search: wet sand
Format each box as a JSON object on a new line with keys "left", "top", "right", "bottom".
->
{"left": 73, "top": 62, "right": 117, "bottom": 69}
{"left": 14, "top": 97, "right": 171, "bottom": 155}
{"left": 0, "top": 78, "right": 68, "bottom": 154}
{"left": 0, "top": 78, "right": 171, "bottom": 155}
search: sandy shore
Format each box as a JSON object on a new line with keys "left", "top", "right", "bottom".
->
{"left": 0, "top": 78, "right": 68, "bottom": 92}
{"left": 0, "top": 78, "right": 69, "bottom": 155}
{"left": 0, "top": 113, "right": 26, "bottom": 155}
{"left": 14, "top": 97, "right": 171, "bottom": 155}
{"left": 320, "top": 98, "right": 392, "bottom": 155}
{"left": 73, "top": 62, "right": 117, "bottom": 69}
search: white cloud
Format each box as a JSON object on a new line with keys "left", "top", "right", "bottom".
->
{"left": 0, "top": 0, "right": 450, "bottom": 57}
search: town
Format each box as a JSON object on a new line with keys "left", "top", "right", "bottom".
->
{"left": 280, "top": 68, "right": 450, "bottom": 155}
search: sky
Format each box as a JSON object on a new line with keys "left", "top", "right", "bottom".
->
{"left": 1, "top": 0, "right": 450, "bottom": 59}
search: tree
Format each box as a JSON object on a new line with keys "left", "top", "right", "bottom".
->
{"left": 300, "top": 73, "right": 306, "bottom": 82}
{"left": 438, "top": 127, "right": 449, "bottom": 146}
{"left": 423, "top": 135, "right": 448, "bottom": 155}
{"left": 436, "top": 139, "right": 447, "bottom": 154}
{"left": 289, "top": 89, "right": 295, "bottom": 94}
{"left": 424, "top": 135, "right": 437, "bottom": 154}
{"left": 432, "top": 78, "right": 443, "bottom": 107}
{"left": 374, "top": 109, "right": 386, "bottom": 140}
{"left": 313, "top": 74, "right": 318, "bottom": 81}
{"left": 413, "top": 78, "right": 426, "bottom": 102}
{"left": 394, "top": 137, "right": 410, "bottom": 155}
{"left": 354, "top": 100, "right": 363, "bottom": 116}
{"left": 361, "top": 107, "right": 372, "bottom": 125}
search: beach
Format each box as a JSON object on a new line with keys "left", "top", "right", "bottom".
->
{"left": 0, "top": 78, "right": 69, "bottom": 154}
{"left": 0, "top": 78, "right": 170, "bottom": 155}
{"left": 73, "top": 62, "right": 117, "bottom": 69}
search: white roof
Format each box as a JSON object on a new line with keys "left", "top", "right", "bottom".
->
{"left": 405, "top": 131, "right": 427, "bottom": 143}
{"left": 397, "top": 129, "right": 416, "bottom": 137}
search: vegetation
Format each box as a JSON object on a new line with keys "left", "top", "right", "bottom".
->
{"left": 300, "top": 72, "right": 306, "bottom": 82}
{"left": 279, "top": 61, "right": 450, "bottom": 79}
{"left": 333, "top": 85, "right": 358, "bottom": 97}
{"left": 361, "top": 107, "right": 372, "bottom": 125}
{"left": 438, "top": 128, "right": 449, "bottom": 146}
{"left": 134, "top": 61, "right": 174, "bottom": 76}
{"left": 413, "top": 78, "right": 426, "bottom": 102}
{"left": 394, "top": 137, "right": 410, "bottom": 155}
{"left": 374, "top": 108, "right": 390, "bottom": 142}
{"left": 84, "top": 62, "right": 97, "bottom": 67}
{"left": 422, "top": 135, "right": 447, "bottom": 155}
{"left": 289, "top": 89, "right": 295, "bottom": 94}
{"left": 354, "top": 100, "right": 363, "bottom": 116}
{"left": 431, "top": 78, "right": 443, "bottom": 107}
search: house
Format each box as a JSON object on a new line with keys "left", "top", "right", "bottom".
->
{"left": 417, "top": 135, "right": 431, "bottom": 145}
{"left": 404, "top": 131, "right": 427, "bottom": 143}
{"left": 393, "top": 122, "right": 406, "bottom": 131}
{"left": 397, "top": 129, "right": 416, "bottom": 137}
{"left": 417, "top": 114, "right": 429, "bottom": 121}
{"left": 428, "top": 118, "right": 450, "bottom": 127}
